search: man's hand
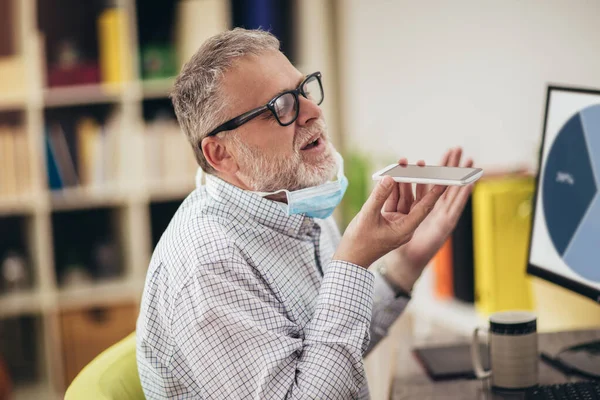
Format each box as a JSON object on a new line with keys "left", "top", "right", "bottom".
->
{"left": 381, "top": 147, "right": 474, "bottom": 292}
{"left": 334, "top": 174, "right": 447, "bottom": 268}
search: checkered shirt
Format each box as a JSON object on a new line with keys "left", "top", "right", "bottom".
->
{"left": 136, "top": 174, "right": 409, "bottom": 399}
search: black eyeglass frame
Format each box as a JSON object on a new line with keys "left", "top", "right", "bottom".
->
{"left": 205, "top": 71, "right": 324, "bottom": 137}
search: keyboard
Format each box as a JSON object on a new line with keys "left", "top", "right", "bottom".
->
{"left": 526, "top": 381, "right": 600, "bottom": 399}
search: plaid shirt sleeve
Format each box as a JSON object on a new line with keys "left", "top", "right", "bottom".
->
{"left": 170, "top": 257, "right": 374, "bottom": 399}
{"left": 366, "top": 270, "right": 411, "bottom": 354}
{"left": 319, "top": 216, "right": 410, "bottom": 356}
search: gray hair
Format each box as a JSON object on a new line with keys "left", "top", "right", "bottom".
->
{"left": 170, "top": 28, "right": 280, "bottom": 173}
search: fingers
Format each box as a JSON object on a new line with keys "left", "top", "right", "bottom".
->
{"left": 393, "top": 157, "right": 412, "bottom": 213}
{"left": 415, "top": 159, "right": 427, "bottom": 203}
{"left": 443, "top": 148, "right": 464, "bottom": 200}
{"left": 403, "top": 184, "right": 447, "bottom": 230}
{"left": 439, "top": 149, "right": 452, "bottom": 167}
{"left": 384, "top": 182, "right": 400, "bottom": 212}
{"left": 449, "top": 183, "right": 474, "bottom": 216}
{"left": 445, "top": 156, "right": 474, "bottom": 204}
{"left": 398, "top": 182, "right": 413, "bottom": 214}
{"left": 447, "top": 157, "right": 475, "bottom": 213}
{"left": 449, "top": 147, "right": 462, "bottom": 167}
{"left": 364, "top": 176, "right": 396, "bottom": 218}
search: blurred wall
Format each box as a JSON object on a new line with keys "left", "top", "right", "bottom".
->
{"left": 337, "top": 0, "right": 600, "bottom": 170}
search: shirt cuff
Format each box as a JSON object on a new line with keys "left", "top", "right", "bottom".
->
{"left": 306, "top": 260, "right": 375, "bottom": 354}
{"left": 318, "top": 260, "right": 375, "bottom": 326}
{"left": 371, "top": 270, "right": 411, "bottom": 334}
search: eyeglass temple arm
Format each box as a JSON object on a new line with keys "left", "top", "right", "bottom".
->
{"left": 206, "top": 105, "right": 269, "bottom": 137}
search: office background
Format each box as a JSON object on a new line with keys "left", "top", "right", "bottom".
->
{"left": 0, "top": 0, "right": 599, "bottom": 399}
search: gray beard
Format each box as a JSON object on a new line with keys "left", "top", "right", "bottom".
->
{"left": 230, "top": 121, "right": 338, "bottom": 192}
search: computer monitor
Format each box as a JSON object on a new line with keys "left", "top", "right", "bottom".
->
{"left": 527, "top": 85, "right": 600, "bottom": 379}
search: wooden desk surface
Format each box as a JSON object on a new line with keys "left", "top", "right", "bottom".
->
{"left": 390, "top": 329, "right": 600, "bottom": 399}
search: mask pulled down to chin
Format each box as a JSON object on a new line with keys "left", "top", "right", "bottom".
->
{"left": 251, "top": 152, "right": 348, "bottom": 219}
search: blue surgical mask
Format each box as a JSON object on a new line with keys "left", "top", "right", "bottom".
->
{"left": 253, "top": 152, "right": 348, "bottom": 219}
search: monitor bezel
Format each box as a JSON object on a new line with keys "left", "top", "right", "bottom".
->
{"left": 526, "top": 84, "right": 600, "bottom": 304}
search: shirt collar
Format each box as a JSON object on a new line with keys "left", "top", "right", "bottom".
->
{"left": 204, "top": 174, "right": 315, "bottom": 238}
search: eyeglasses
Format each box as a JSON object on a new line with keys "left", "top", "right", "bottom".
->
{"left": 206, "top": 71, "right": 324, "bottom": 137}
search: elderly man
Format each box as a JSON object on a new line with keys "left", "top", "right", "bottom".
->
{"left": 137, "top": 28, "right": 473, "bottom": 399}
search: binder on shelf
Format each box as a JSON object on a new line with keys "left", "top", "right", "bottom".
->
{"left": 452, "top": 195, "right": 475, "bottom": 303}
{"left": 49, "top": 123, "right": 79, "bottom": 188}
{"left": 98, "top": 6, "right": 131, "bottom": 85}
{"left": 433, "top": 238, "right": 454, "bottom": 299}
{"left": 143, "top": 115, "right": 197, "bottom": 188}
{"left": 175, "top": 0, "right": 230, "bottom": 67}
{"left": 0, "top": 126, "right": 31, "bottom": 198}
{"left": 231, "top": 0, "right": 295, "bottom": 63}
{"left": 472, "top": 176, "right": 536, "bottom": 315}
{"left": 14, "top": 129, "right": 31, "bottom": 196}
{"left": 76, "top": 117, "right": 100, "bottom": 188}
{"left": 0, "top": 56, "right": 26, "bottom": 100}
{"left": 0, "top": 128, "right": 12, "bottom": 196}
{"left": 45, "top": 126, "right": 64, "bottom": 191}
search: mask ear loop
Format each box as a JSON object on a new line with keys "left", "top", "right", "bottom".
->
{"left": 334, "top": 152, "right": 344, "bottom": 181}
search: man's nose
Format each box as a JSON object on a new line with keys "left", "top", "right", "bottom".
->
{"left": 295, "top": 95, "right": 321, "bottom": 126}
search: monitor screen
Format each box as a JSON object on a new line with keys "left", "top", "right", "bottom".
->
{"left": 527, "top": 86, "right": 600, "bottom": 303}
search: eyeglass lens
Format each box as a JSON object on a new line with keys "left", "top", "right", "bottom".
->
{"left": 273, "top": 76, "right": 323, "bottom": 124}
{"left": 302, "top": 76, "right": 323, "bottom": 105}
{"left": 273, "top": 93, "right": 297, "bottom": 124}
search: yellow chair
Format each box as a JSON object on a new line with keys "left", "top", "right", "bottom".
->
{"left": 65, "top": 332, "right": 145, "bottom": 400}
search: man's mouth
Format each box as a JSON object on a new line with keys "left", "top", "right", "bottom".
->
{"left": 301, "top": 134, "right": 322, "bottom": 150}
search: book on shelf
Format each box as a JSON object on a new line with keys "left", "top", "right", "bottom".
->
{"left": 433, "top": 237, "right": 454, "bottom": 299}
{"left": 49, "top": 123, "right": 78, "bottom": 187}
{"left": 143, "top": 115, "right": 197, "bottom": 188}
{"left": 452, "top": 195, "right": 475, "bottom": 303}
{"left": 231, "top": 0, "right": 296, "bottom": 63}
{"left": 0, "top": 56, "right": 26, "bottom": 99}
{"left": 45, "top": 112, "right": 122, "bottom": 192}
{"left": 175, "top": 0, "right": 230, "bottom": 67}
{"left": 0, "top": 126, "right": 30, "bottom": 199}
{"left": 98, "top": 5, "right": 132, "bottom": 85}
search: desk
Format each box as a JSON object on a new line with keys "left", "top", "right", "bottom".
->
{"left": 390, "top": 329, "right": 600, "bottom": 399}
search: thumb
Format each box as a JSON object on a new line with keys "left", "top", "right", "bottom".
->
{"left": 363, "top": 177, "right": 395, "bottom": 217}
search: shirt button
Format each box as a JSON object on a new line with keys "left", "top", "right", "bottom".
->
{"left": 287, "top": 229, "right": 295, "bottom": 235}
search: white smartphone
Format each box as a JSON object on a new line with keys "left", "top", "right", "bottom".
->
{"left": 372, "top": 164, "right": 483, "bottom": 186}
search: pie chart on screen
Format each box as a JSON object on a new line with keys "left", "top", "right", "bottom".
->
{"left": 542, "top": 104, "right": 600, "bottom": 282}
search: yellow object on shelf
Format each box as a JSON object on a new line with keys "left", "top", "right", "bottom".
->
{"left": 0, "top": 56, "right": 27, "bottom": 108}
{"left": 472, "top": 176, "right": 536, "bottom": 315}
{"left": 98, "top": 7, "right": 131, "bottom": 85}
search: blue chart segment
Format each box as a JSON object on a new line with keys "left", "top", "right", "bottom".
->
{"left": 543, "top": 111, "right": 597, "bottom": 255}
{"left": 580, "top": 105, "right": 600, "bottom": 182}
{"left": 543, "top": 105, "right": 599, "bottom": 281}
{"left": 564, "top": 196, "right": 600, "bottom": 281}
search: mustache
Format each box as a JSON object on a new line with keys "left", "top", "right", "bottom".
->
{"left": 294, "top": 118, "right": 328, "bottom": 150}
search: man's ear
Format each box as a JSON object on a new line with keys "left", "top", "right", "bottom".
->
{"left": 201, "top": 136, "right": 239, "bottom": 174}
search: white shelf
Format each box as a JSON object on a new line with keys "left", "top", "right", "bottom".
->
{"left": 147, "top": 179, "right": 195, "bottom": 203}
{"left": 142, "top": 78, "right": 175, "bottom": 99}
{"left": 0, "top": 290, "right": 44, "bottom": 319}
{"left": 0, "top": 91, "right": 27, "bottom": 111}
{"left": 1, "top": 0, "right": 334, "bottom": 393}
{"left": 50, "top": 185, "right": 128, "bottom": 211}
{"left": 43, "top": 83, "right": 123, "bottom": 108}
{"left": 0, "top": 194, "right": 38, "bottom": 216}
{"left": 57, "top": 278, "right": 144, "bottom": 311}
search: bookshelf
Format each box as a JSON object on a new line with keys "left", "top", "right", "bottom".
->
{"left": 0, "top": 0, "right": 341, "bottom": 397}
